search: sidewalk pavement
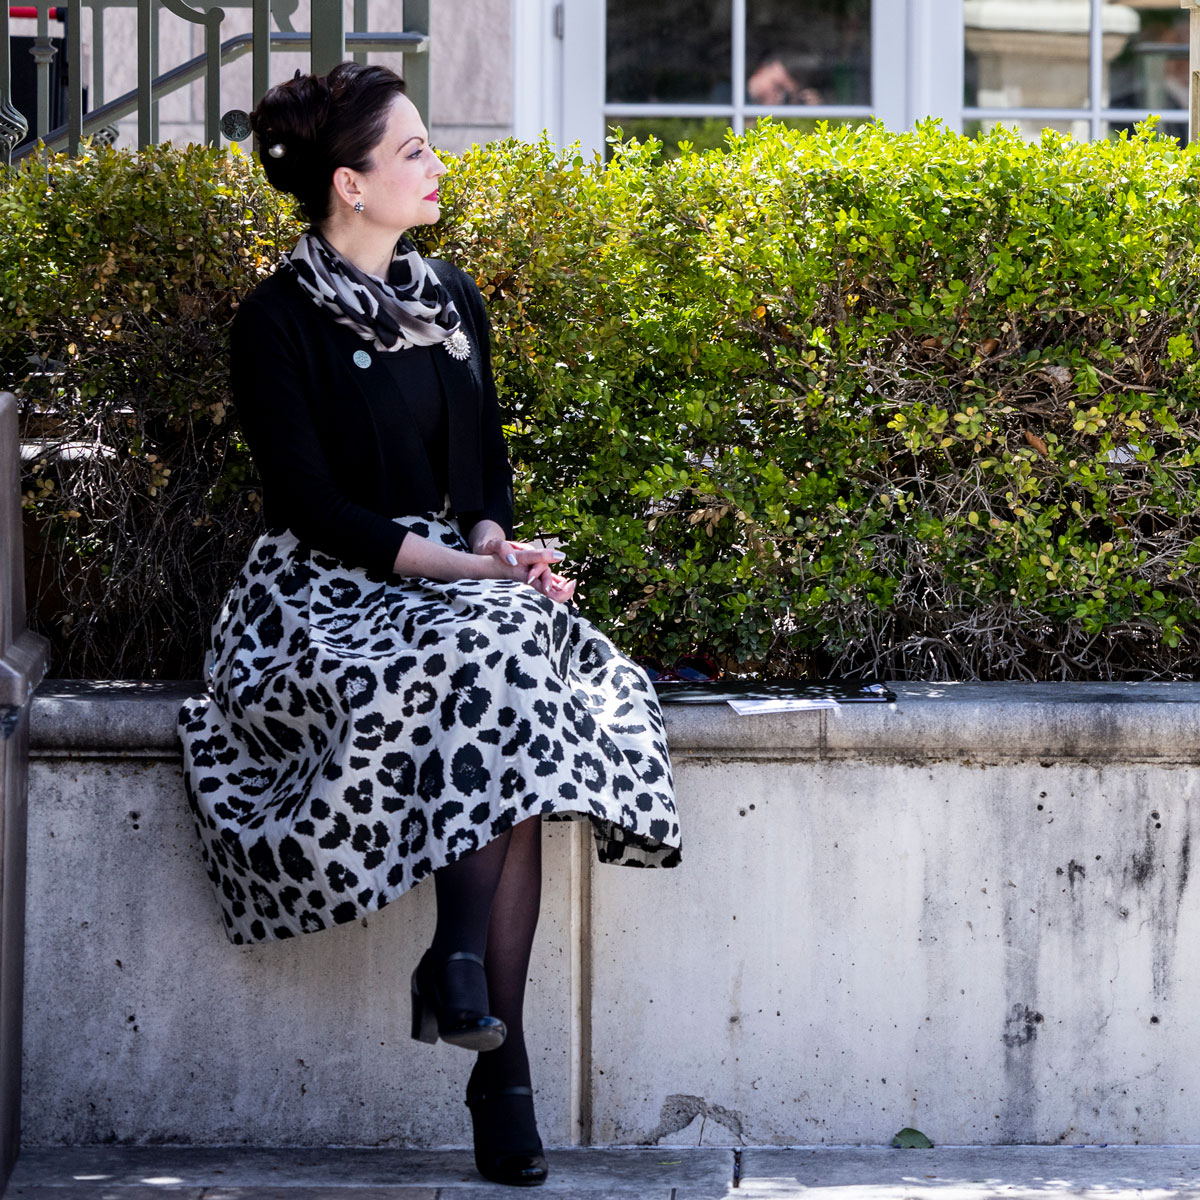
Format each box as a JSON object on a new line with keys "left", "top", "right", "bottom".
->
{"left": 8, "top": 1145, "right": 1200, "bottom": 1199}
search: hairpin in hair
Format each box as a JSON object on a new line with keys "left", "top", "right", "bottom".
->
{"left": 268, "top": 143, "right": 286, "bottom": 158}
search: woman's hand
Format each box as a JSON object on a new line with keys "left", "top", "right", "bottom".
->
{"left": 470, "top": 522, "right": 576, "bottom": 604}
{"left": 526, "top": 563, "right": 577, "bottom": 605}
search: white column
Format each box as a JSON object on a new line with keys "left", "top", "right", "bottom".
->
{"left": 1184, "top": 0, "right": 1200, "bottom": 144}
{"left": 559, "top": 0, "right": 604, "bottom": 155}
{"left": 513, "top": 0, "right": 563, "bottom": 144}
{"left": 908, "top": 0, "right": 965, "bottom": 130}
{"left": 873, "top": 0, "right": 964, "bottom": 131}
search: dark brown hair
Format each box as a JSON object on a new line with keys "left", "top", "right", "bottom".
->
{"left": 250, "top": 62, "right": 407, "bottom": 225}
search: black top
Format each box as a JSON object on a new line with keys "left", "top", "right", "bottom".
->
{"left": 380, "top": 346, "right": 449, "bottom": 503}
{"left": 229, "top": 258, "right": 514, "bottom": 577}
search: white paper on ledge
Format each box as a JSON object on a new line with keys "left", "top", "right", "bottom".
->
{"left": 727, "top": 697, "right": 841, "bottom": 715}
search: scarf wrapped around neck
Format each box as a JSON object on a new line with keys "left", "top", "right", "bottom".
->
{"left": 284, "top": 230, "right": 471, "bottom": 359}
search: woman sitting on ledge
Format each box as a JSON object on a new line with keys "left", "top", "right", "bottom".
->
{"left": 177, "top": 62, "right": 680, "bottom": 1188}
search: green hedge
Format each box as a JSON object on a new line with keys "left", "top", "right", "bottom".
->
{"left": 0, "top": 144, "right": 300, "bottom": 677}
{"left": 5, "top": 120, "right": 1200, "bottom": 680}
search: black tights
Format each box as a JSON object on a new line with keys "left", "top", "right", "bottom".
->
{"left": 431, "top": 815, "right": 543, "bottom": 1088}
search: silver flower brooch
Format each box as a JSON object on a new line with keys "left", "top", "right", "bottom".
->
{"left": 444, "top": 329, "right": 471, "bottom": 361}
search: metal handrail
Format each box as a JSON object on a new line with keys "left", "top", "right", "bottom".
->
{"left": 14, "top": 28, "right": 429, "bottom": 158}
{"left": 2, "top": 0, "right": 431, "bottom": 162}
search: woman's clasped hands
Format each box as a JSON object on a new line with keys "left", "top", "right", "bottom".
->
{"left": 471, "top": 525, "right": 576, "bottom": 605}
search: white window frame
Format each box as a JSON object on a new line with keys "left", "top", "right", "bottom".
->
{"left": 513, "top": 0, "right": 966, "bottom": 154}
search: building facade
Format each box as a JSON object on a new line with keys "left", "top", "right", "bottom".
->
{"left": 6, "top": 0, "right": 1191, "bottom": 155}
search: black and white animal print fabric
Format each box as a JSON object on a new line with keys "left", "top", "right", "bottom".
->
{"left": 286, "top": 232, "right": 465, "bottom": 354}
{"left": 178, "top": 515, "right": 680, "bottom": 944}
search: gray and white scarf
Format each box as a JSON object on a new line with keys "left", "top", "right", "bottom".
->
{"left": 285, "top": 231, "right": 471, "bottom": 359}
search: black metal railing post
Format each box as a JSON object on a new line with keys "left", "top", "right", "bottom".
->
{"left": 0, "top": 392, "right": 49, "bottom": 1194}
{"left": 0, "top": 1, "right": 30, "bottom": 161}
{"left": 402, "top": 0, "right": 428, "bottom": 129}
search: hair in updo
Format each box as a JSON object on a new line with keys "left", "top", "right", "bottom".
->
{"left": 250, "top": 62, "right": 407, "bottom": 225}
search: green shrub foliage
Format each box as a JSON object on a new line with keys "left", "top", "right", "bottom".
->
{"left": 5, "top": 121, "right": 1200, "bottom": 679}
{"left": 1, "top": 144, "right": 300, "bottom": 677}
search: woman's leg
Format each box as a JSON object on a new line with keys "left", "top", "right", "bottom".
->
{"left": 477, "top": 813, "right": 543, "bottom": 1088}
{"left": 431, "top": 828, "right": 513, "bottom": 959}
{"left": 421, "top": 828, "right": 513, "bottom": 1020}
{"left": 465, "top": 815, "right": 546, "bottom": 1180}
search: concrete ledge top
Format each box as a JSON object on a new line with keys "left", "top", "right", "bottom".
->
{"left": 11, "top": 1145, "right": 1200, "bottom": 1198}
{"left": 27, "top": 679, "right": 1200, "bottom": 763}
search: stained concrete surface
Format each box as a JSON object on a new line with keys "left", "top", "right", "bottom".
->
{"left": 2, "top": 1146, "right": 731, "bottom": 1197}
{"left": 739, "top": 1146, "right": 1200, "bottom": 1196}
{"left": 12, "top": 1146, "right": 1200, "bottom": 1198}
{"left": 20, "top": 757, "right": 578, "bottom": 1148}
{"left": 25, "top": 683, "right": 1200, "bottom": 1147}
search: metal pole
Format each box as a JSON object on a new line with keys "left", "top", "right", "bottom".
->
{"left": 137, "top": 0, "right": 151, "bottom": 144}
{"left": 150, "top": 0, "right": 159, "bottom": 142}
{"left": 310, "top": 0, "right": 344, "bottom": 76}
{"left": 353, "top": 0, "right": 367, "bottom": 66}
{"left": 1185, "top": 0, "right": 1200, "bottom": 145}
{"left": 402, "top": 0, "right": 428, "bottom": 129}
{"left": 66, "top": 0, "right": 82, "bottom": 153}
{"left": 251, "top": 0, "right": 269, "bottom": 108}
{"left": 203, "top": 7, "right": 222, "bottom": 143}
{"left": 91, "top": 0, "right": 103, "bottom": 106}
{"left": 0, "top": 393, "right": 50, "bottom": 1197}
{"left": 32, "top": 1, "right": 56, "bottom": 146}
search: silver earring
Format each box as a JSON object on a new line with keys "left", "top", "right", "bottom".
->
{"left": 353, "top": 200, "right": 364, "bottom": 214}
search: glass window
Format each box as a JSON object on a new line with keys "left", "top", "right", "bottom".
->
{"left": 964, "top": 0, "right": 1098, "bottom": 111}
{"left": 606, "top": 0, "right": 733, "bottom": 105}
{"left": 963, "top": 0, "right": 1189, "bottom": 141}
{"left": 1106, "top": 4, "right": 1190, "bottom": 140}
{"left": 746, "top": 0, "right": 871, "bottom": 108}
{"left": 609, "top": 116, "right": 732, "bottom": 158}
{"left": 604, "top": 0, "right": 874, "bottom": 133}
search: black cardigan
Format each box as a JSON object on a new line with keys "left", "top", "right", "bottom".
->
{"left": 230, "top": 258, "right": 515, "bottom": 577}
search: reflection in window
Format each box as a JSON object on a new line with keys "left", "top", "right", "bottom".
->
{"left": 746, "top": 0, "right": 871, "bottom": 107}
{"left": 606, "top": 0, "right": 733, "bottom": 104}
{"left": 1107, "top": 5, "right": 1190, "bottom": 141}
{"left": 961, "top": 0, "right": 1184, "bottom": 141}
{"left": 965, "top": 0, "right": 1106, "bottom": 111}
{"left": 606, "top": 117, "right": 732, "bottom": 160}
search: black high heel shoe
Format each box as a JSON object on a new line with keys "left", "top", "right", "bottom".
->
{"left": 465, "top": 1082, "right": 548, "bottom": 1187}
{"left": 410, "top": 950, "right": 507, "bottom": 1052}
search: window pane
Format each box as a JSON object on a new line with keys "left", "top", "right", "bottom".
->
{"left": 606, "top": 0, "right": 732, "bottom": 104}
{"left": 1103, "top": 116, "right": 1188, "bottom": 143}
{"left": 1105, "top": 5, "right": 1191, "bottom": 121}
{"left": 964, "top": 0, "right": 1126, "bottom": 110}
{"left": 965, "top": 115, "right": 1093, "bottom": 140}
{"left": 606, "top": 117, "right": 732, "bottom": 160}
{"left": 746, "top": 0, "right": 871, "bottom": 107}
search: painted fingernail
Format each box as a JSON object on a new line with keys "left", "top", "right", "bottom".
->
{"left": 506, "top": 553, "right": 518, "bottom": 565}
{"left": 552, "top": 551, "right": 566, "bottom": 560}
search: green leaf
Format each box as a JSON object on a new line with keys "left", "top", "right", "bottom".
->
{"left": 891, "top": 1127, "right": 935, "bottom": 1149}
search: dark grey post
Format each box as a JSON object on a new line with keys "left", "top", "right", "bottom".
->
{"left": 402, "top": 0, "right": 429, "bottom": 130}
{"left": 310, "top": 0, "right": 345, "bottom": 79}
{"left": 0, "top": 393, "right": 49, "bottom": 1193}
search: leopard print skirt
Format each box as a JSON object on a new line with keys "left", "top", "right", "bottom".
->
{"left": 178, "top": 515, "right": 680, "bottom": 944}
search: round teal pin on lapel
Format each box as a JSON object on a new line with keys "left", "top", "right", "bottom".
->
{"left": 353, "top": 349, "right": 371, "bottom": 369}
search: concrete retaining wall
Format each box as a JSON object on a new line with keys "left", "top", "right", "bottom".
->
{"left": 21, "top": 681, "right": 1200, "bottom": 1148}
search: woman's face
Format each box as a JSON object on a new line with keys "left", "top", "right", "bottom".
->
{"left": 354, "top": 93, "right": 447, "bottom": 235}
